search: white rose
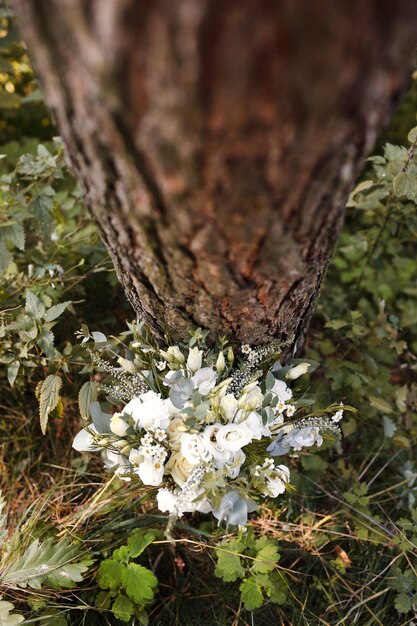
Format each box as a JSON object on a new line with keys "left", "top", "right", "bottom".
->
{"left": 180, "top": 433, "right": 212, "bottom": 465}
{"left": 166, "top": 452, "right": 193, "bottom": 485}
{"left": 220, "top": 393, "right": 238, "bottom": 421}
{"left": 124, "top": 391, "right": 175, "bottom": 431}
{"left": 286, "top": 363, "right": 310, "bottom": 380}
{"left": 216, "top": 423, "right": 252, "bottom": 452}
{"left": 271, "top": 379, "right": 292, "bottom": 401}
{"left": 202, "top": 425, "right": 228, "bottom": 462}
{"left": 238, "top": 382, "right": 264, "bottom": 411}
{"left": 167, "top": 416, "right": 188, "bottom": 450}
{"left": 110, "top": 412, "right": 129, "bottom": 437}
{"left": 191, "top": 367, "right": 217, "bottom": 395}
{"left": 137, "top": 458, "right": 164, "bottom": 486}
{"left": 187, "top": 347, "right": 203, "bottom": 373}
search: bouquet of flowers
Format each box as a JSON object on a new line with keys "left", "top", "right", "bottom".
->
{"left": 73, "top": 323, "right": 344, "bottom": 528}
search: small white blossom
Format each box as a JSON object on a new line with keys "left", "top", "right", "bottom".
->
{"left": 285, "top": 404, "right": 296, "bottom": 417}
{"left": 241, "top": 344, "right": 252, "bottom": 354}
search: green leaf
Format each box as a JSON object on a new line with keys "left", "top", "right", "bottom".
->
{"left": 239, "top": 577, "right": 264, "bottom": 611}
{"left": 97, "top": 559, "right": 125, "bottom": 591}
{"left": 393, "top": 172, "right": 417, "bottom": 202}
{"left": 39, "top": 375, "right": 62, "bottom": 434}
{"left": 7, "top": 362, "right": 19, "bottom": 387}
{"left": 251, "top": 537, "right": 280, "bottom": 574}
{"left": 407, "top": 126, "right": 417, "bottom": 143}
{"left": 43, "top": 302, "right": 71, "bottom": 322}
{"left": 111, "top": 594, "right": 135, "bottom": 623}
{"left": 369, "top": 396, "right": 392, "bottom": 414}
{"left": 267, "top": 571, "right": 288, "bottom": 605}
{"left": 2, "top": 537, "right": 92, "bottom": 589}
{"left": 25, "top": 290, "right": 45, "bottom": 319}
{"left": 78, "top": 381, "right": 99, "bottom": 419}
{"left": 325, "top": 319, "right": 348, "bottom": 330}
{"left": 123, "top": 563, "right": 158, "bottom": 604}
{"left": 126, "top": 531, "right": 155, "bottom": 559}
{"left": 214, "top": 541, "right": 246, "bottom": 582}
{"left": 394, "top": 593, "right": 412, "bottom": 614}
{"left": 0, "top": 599, "right": 25, "bottom": 625}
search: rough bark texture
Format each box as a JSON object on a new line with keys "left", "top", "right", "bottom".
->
{"left": 10, "top": 0, "right": 417, "bottom": 345}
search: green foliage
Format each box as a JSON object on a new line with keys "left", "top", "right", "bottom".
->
{"left": 0, "top": 537, "right": 92, "bottom": 590}
{"left": 214, "top": 527, "right": 287, "bottom": 611}
{"left": 96, "top": 530, "right": 158, "bottom": 624}
{"left": 37, "top": 374, "right": 62, "bottom": 434}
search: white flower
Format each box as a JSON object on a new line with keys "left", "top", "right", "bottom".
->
{"left": 220, "top": 393, "right": 238, "bottom": 421}
{"left": 224, "top": 450, "right": 246, "bottom": 478}
{"left": 166, "top": 452, "right": 194, "bottom": 485}
{"left": 266, "top": 464, "right": 290, "bottom": 496}
{"left": 216, "top": 351, "right": 226, "bottom": 372}
{"left": 181, "top": 433, "right": 212, "bottom": 465}
{"left": 283, "top": 425, "right": 323, "bottom": 450}
{"left": 216, "top": 423, "right": 252, "bottom": 453}
{"left": 124, "top": 391, "right": 175, "bottom": 431}
{"left": 167, "top": 346, "right": 185, "bottom": 362}
{"left": 157, "top": 488, "right": 179, "bottom": 514}
{"left": 238, "top": 382, "right": 264, "bottom": 411}
{"left": 73, "top": 425, "right": 99, "bottom": 451}
{"left": 137, "top": 458, "right": 164, "bottom": 486}
{"left": 202, "top": 425, "right": 227, "bottom": 462}
{"left": 276, "top": 400, "right": 287, "bottom": 414}
{"left": 241, "top": 344, "right": 252, "bottom": 354}
{"left": 156, "top": 360, "right": 166, "bottom": 371}
{"left": 286, "top": 363, "right": 311, "bottom": 380}
{"left": 187, "top": 347, "right": 203, "bottom": 373}
{"left": 271, "top": 379, "right": 292, "bottom": 401}
{"left": 285, "top": 404, "right": 296, "bottom": 417}
{"left": 110, "top": 412, "right": 129, "bottom": 437}
{"left": 239, "top": 411, "right": 269, "bottom": 440}
{"left": 154, "top": 427, "right": 167, "bottom": 441}
{"left": 332, "top": 405, "right": 344, "bottom": 422}
{"left": 167, "top": 416, "right": 188, "bottom": 449}
{"left": 191, "top": 367, "right": 217, "bottom": 395}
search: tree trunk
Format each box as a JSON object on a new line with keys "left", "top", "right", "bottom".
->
{"left": 10, "top": 0, "right": 417, "bottom": 345}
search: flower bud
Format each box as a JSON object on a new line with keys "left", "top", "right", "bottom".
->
{"left": 110, "top": 413, "right": 129, "bottom": 437}
{"left": 167, "top": 346, "right": 185, "bottom": 363}
{"left": 216, "top": 351, "right": 226, "bottom": 373}
{"left": 227, "top": 347, "right": 234, "bottom": 363}
{"left": 187, "top": 347, "right": 202, "bottom": 372}
{"left": 286, "top": 363, "right": 310, "bottom": 380}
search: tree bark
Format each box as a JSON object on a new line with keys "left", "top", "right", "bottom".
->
{"left": 10, "top": 0, "right": 417, "bottom": 345}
